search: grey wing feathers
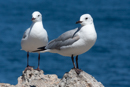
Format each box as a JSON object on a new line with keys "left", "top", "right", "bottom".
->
{"left": 22, "top": 28, "right": 30, "bottom": 39}
{"left": 56, "top": 28, "right": 78, "bottom": 41}
{"left": 45, "top": 28, "right": 80, "bottom": 49}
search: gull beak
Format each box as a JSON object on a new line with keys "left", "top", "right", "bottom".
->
{"left": 31, "top": 18, "right": 35, "bottom": 21}
{"left": 76, "top": 21, "right": 82, "bottom": 24}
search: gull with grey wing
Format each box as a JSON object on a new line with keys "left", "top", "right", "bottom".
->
{"left": 38, "top": 14, "right": 97, "bottom": 74}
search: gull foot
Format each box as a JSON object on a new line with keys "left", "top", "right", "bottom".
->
{"left": 24, "top": 66, "right": 34, "bottom": 73}
{"left": 35, "top": 67, "right": 41, "bottom": 71}
{"left": 75, "top": 68, "right": 83, "bottom": 75}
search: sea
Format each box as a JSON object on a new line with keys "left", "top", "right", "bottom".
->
{"left": 0, "top": 0, "right": 130, "bottom": 87}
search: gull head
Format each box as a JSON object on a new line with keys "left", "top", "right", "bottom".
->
{"left": 32, "top": 11, "right": 42, "bottom": 22}
{"left": 76, "top": 14, "right": 93, "bottom": 26}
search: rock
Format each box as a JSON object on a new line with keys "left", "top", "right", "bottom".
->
{"left": 15, "top": 68, "right": 60, "bottom": 87}
{"left": 0, "top": 83, "right": 15, "bottom": 87}
{"left": 58, "top": 69, "right": 104, "bottom": 87}
{"left": 0, "top": 68, "right": 104, "bottom": 87}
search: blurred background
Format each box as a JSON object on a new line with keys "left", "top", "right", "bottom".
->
{"left": 0, "top": 0, "right": 130, "bottom": 87}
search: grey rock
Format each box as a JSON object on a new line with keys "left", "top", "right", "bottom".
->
{"left": 0, "top": 68, "right": 104, "bottom": 87}
{"left": 58, "top": 69, "right": 104, "bottom": 87}
{"left": 15, "top": 68, "right": 60, "bottom": 87}
{"left": 0, "top": 83, "right": 15, "bottom": 87}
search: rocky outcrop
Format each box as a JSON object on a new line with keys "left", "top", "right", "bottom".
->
{"left": 0, "top": 68, "right": 104, "bottom": 87}
{"left": 16, "top": 68, "right": 60, "bottom": 87}
{"left": 58, "top": 69, "right": 104, "bottom": 87}
{"left": 0, "top": 83, "right": 15, "bottom": 87}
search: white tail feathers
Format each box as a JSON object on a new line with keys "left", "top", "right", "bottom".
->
{"left": 39, "top": 49, "right": 50, "bottom": 53}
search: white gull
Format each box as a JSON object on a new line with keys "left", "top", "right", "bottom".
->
{"left": 37, "top": 14, "right": 97, "bottom": 74}
{"left": 21, "top": 11, "right": 48, "bottom": 71}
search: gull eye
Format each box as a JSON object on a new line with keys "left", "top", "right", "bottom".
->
{"left": 38, "top": 15, "right": 40, "bottom": 17}
{"left": 85, "top": 17, "right": 88, "bottom": 20}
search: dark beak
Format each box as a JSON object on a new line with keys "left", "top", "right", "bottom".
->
{"left": 31, "top": 18, "right": 35, "bottom": 21}
{"left": 76, "top": 21, "right": 82, "bottom": 24}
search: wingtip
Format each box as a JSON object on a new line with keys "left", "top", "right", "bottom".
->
{"left": 38, "top": 46, "right": 46, "bottom": 50}
{"left": 32, "top": 49, "right": 49, "bottom": 53}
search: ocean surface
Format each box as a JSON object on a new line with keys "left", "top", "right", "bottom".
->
{"left": 0, "top": 0, "right": 130, "bottom": 87}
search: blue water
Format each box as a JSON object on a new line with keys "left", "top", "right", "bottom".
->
{"left": 0, "top": 0, "right": 130, "bottom": 87}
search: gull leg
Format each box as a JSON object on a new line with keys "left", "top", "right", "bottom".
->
{"left": 27, "top": 52, "right": 29, "bottom": 67}
{"left": 24, "top": 52, "right": 33, "bottom": 72}
{"left": 76, "top": 55, "right": 79, "bottom": 68}
{"left": 35, "top": 53, "right": 41, "bottom": 71}
{"left": 75, "top": 55, "right": 82, "bottom": 75}
{"left": 71, "top": 55, "right": 76, "bottom": 69}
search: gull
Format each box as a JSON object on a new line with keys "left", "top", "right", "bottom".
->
{"left": 37, "top": 14, "right": 97, "bottom": 74}
{"left": 21, "top": 11, "right": 48, "bottom": 71}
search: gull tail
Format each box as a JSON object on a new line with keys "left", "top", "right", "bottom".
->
{"left": 32, "top": 46, "right": 50, "bottom": 53}
{"left": 38, "top": 46, "right": 46, "bottom": 50}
